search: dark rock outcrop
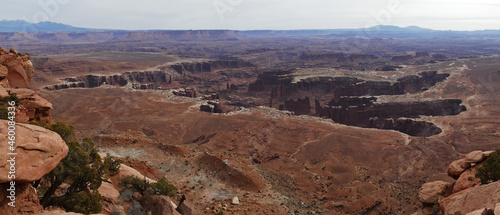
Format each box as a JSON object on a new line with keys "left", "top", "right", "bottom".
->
{"left": 250, "top": 71, "right": 449, "bottom": 99}
{"left": 316, "top": 97, "right": 465, "bottom": 136}
{"left": 200, "top": 101, "right": 223, "bottom": 113}
{"left": 249, "top": 70, "right": 461, "bottom": 137}
{"left": 45, "top": 70, "right": 170, "bottom": 90}
{"left": 173, "top": 88, "right": 197, "bottom": 98}
{"left": 171, "top": 60, "right": 255, "bottom": 74}
{"left": 281, "top": 97, "right": 311, "bottom": 115}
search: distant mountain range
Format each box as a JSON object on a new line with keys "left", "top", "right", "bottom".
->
{"left": 0, "top": 20, "right": 101, "bottom": 32}
{"left": 1, "top": 20, "right": 500, "bottom": 40}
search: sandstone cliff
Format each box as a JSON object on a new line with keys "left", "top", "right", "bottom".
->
{"left": 0, "top": 47, "right": 52, "bottom": 124}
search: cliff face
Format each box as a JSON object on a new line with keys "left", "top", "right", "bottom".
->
{"left": 44, "top": 59, "right": 256, "bottom": 91}
{"left": 0, "top": 47, "right": 52, "bottom": 123}
{"left": 316, "top": 97, "right": 466, "bottom": 136}
{"left": 45, "top": 70, "right": 171, "bottom": 90}
{"left": 248, "top": 70, "right": 463, "bottom": 137}
{"left": 250, "top": 71, "right": 449, "bottom": 98}
{"left": 171, "top": 60, "right": 255, "bottom": 74}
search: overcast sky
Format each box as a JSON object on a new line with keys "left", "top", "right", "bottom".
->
{"left": 2, "top": 0, "right": 500, "bottom": 31}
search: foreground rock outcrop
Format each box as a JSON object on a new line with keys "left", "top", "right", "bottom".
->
{"left": 0, "top": 121, "right": 68, "bottom": 183}
{"left": 415, "top": 150, "right": 498, "bottom": 215}
{"left": 440, "top": 181, "right": 500, "bottom": 215}
{"left": 0, "top": 121, "right": 68, "bottom": 214}
{"left": 0, "top": 47, "right": 53, "bottom": 124}
{"left": 0, "top": 47, "right": 67, "bottom": 214}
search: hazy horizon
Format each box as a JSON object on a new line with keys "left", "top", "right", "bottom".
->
{"left": 2, "top": 0, "right": 500, "bottom": 31}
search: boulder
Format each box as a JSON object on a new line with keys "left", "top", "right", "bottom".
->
{"left": 118, "top": 164, "right": 157, "bottom": 184}
{"left": 232, "top": 196, "right": 240, "bottom": 205}
{"left": 495, "top": 203, "right": 500, "bottom": 215}
{"left": 141, "top": 192, "right": 180, "bottom": 215}
{"left": 447, "top": 159, "right": 471, "bottom": 179}
{"left": 176, "top": 199, "right": 199, "bottom": 215}
{"left": 453, "top": 164, "right": 482, "bottom": 193}
{"left": 98, "top": 181, "right": 120, "bottom": 203}
{"left": 0, "top": 86, "right": 8, "bottom": 98}
{"left": 0, "top": 120, "right": 68, "bottom": 183}
{"left": 465, "top": 151, "right": 486, "bottom": 164}
{"left": 440, "top": 181, "right": 500, "bottom": 215}
{"left": 418, "top": 181, "right": 450, "bottom": 204}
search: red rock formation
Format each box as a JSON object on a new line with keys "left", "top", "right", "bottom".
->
{"left": 418, "top": 181, "right": 451, "bottom": 205}
{"left": 0, "top": 120, "right": 68, "bottom": 214}
{"left": 0, "top": 48, "right": 33, "bottom": 88}
{"left": 0, "top": 121, "right": 68, "bottom": 183}
{"left": 0, "top": 47, "right": 53, "bottom": 124}
{"left": 416, "top": 150, "right": 499, "bottom": 215}
{"left": 447, "top": 159, "right": 471, "bottom": 179}
{"left": 8, "top": 88, "right": 53, "bottom": 123}
{"left": 440, "top": 181, "right": 500, "bottom": 215}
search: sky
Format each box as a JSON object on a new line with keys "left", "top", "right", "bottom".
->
{"left": 1, "top": 0, "right": 500, "bottom": 31}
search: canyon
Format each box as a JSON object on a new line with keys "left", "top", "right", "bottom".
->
{"left": 0, "top": 26, "right": 499, "bottom": 215}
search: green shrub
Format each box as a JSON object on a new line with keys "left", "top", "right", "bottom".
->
{"left": 29, "top": 121, "right": 48, "bottom": 128}
{"left": 47, "top": 121, "right": 75, "bottom": 141}
{"left": 119, "top": 175, "right": 150, "bottom": 193}
{"left": 476, "top": 149, "right": 500, "bottom": 184}
{"left": 119, "top": 176, "right": 177, "bottom": 197}
{"left": 0, "top": 107, "right": 8, "bottom": 120}
{"left": 61, "top": 191, "right": 103, "bottom": 215}
{"left": 103, "top": 154, "right": 121, "bottom": 177}
{"left": 152, "top": 177, "right": 177, "bottom": 197}
{"left": 37, "top": 123, "right": 120, "bottom": 214}
{"left": 1, "top": 93, "right": 20, "bottom": 106}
